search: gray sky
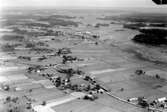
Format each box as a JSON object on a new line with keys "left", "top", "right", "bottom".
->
{"left": 0, "top": 0, "right": 165, "bottom": 8}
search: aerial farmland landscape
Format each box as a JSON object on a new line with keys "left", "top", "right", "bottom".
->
{"left": 0, "top": 0, "right": 167, "bottom": 112}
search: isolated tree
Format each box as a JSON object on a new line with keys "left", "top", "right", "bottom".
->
{"left": 41, "top": 101, "right": 46, "bottom": 106}
{"left": 5, "top": 96, "right": 11, "bottom": 103}
{"left": 120, "top": 88, "right": 124, "bottom": 92}
{"left": 155, "top": 74, "right": 160, "bottom": 79}
{"left": 29, "top": 89, "right": 32, "bottom": 93}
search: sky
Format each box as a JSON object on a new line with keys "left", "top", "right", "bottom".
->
{"left": 0, "top": 0, "right": 161, "bottom": 8}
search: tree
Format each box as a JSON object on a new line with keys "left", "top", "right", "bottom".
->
{"left": 120, "top": 88, "right": 124, "bottom": 92}
{"left": 29, "top": 89, "right": 32, "bottom": 93}
{"left": 85, "top": 85, "right": 91, "bottom": 91}
{"left": 84, "top": 76, "right": 90, "bottom": 81}
{"left": 41, "top": 101, "right": 46, "bottom": 106}
{"left": 72, "top": 85, "right": 78, "bottom": 91}
{"left": 95, "top": 84, "right": 101, "bottom": 90}
{"left": 26, "top": 103, "right": 32, "bottom": 109}
{"left": 5, "top": 96, "right": 11, "bottom": 103}
{"left": 95, "top": 42, "right": 98, "bottom": 45}
{"left": 155, "top": 74, "right": 160, "bottom": 79}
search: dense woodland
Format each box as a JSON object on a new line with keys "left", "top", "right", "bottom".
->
{"left": 132, "top": 29, "right": 167, "bottom": 46}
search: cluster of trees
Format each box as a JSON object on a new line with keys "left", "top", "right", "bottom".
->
{"left": 3, "top": 96, "right": 32, "bottom": 112}
{"left": 124, "top": 23, "right": 167, "bottom": 30}
{"left": 30, "top": 48, "right": 53, "bottom": 53}
{"left": 25, "top": 41, "right": 48, "bottom": 49}
{"left": 83, "top": 94, "right": 98, "bottom": 101}
{"left": 62, "top": 55, "right": 77, "bottom": 64}
{"left": 132, "top": 29, "right": 167, "bottom": 46}
{"left": 2, "top": 35, "right": 24, "bottom": 41}
{"left": 43, "top": 30, "right": 64, "bottom": 36}
{"left": 25, "top": 42, "right": 36, "bottom": 48}
{"left": 137, "top": 97, "right": 149, "bottom": 108}
{"left": 57, "top": 48, "right": 72, "bottom": 56}
{"left": 25, "top": 23, "right": 50, "bottom": 28}
{"left": 18, "top": 56, "right": 31, "bottom": 61}
{"left": 49, "top": 15, "right": 76, "bottom": 19}
{"left": 37, "top": 55, "right": 47, "bottom": 62}
{"left": 50, "top": 19, "right": 78, "bottom": 27}
{"left": 100, "top": 13, "right": 167, "bottom": 23}
{"left": 123, "top": 23, "right": 145, "bottom": 30}
{"left": 57, "top": 68, "right": 84, "bottom": 79}
{"left": 95, "top": 23, "right": 109, "bottom": 28}
{"left": 135, "top": 69, "right": 146, "bottom": 76}
{"left": 27, "top": 65, "right": 46, "bottom": 73}
{"left": 1, "top": 44, "right": 15, "bottom": 52}
{"left": 39, "top": 17, "right": 79, "bottom": 27}
{"left": 140, "top": 28, "right": 167, "bottom": 37}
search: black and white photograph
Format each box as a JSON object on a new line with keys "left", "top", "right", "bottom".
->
{"left": 0, "top": 0, "right": 167, "bottom": 112}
